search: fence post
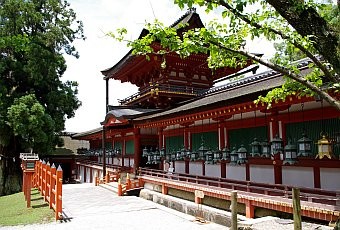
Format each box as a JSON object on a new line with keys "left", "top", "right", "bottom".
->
{"left": 126, "top": 173, "right": 131, "bottom": 190}
{"left": 55, "top": 165, "right": 63, "bottom": 220}
{"left": 230, "top": 191, "right": 238, "bottom": 230}
{"left": 45, "top": 162, "right": 51, "bottom": 202}
{"left": 105, "top": 173, "right": 109, "bottom": 183}
{"left": 42, "top": 160, "right": 46, "bottom": 198}
{"left": 39, "top": 160, "right": 43, "bottom": 194}
{"left": 292, "top": 188, "right": 302, "bottom": 230}
{"left": 118, "top": 179, "right": 122, "bottom": 196}
{"left": 50, "top": 164, "right": 56, "bottom": 209}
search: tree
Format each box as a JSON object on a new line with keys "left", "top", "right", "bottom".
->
{"left": 110, "top": 0, "right": 340, "bottom": 110}
{"left": 0, "top": 0, "right": 84, "bottom": 195}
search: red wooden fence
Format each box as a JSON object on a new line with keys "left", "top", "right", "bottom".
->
{"left": 117, "top": 173, "right": 143, "bottom": 196}
{"left": 33, "top": 160, "right": 63, "bottom": 220}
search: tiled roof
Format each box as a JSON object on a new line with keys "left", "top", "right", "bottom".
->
{"left": 134, "top": 58, "right": 313, "bottom": 121}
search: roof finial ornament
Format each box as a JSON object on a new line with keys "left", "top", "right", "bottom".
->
{"left": 188, "top": 7, "right": 196, "bottom": 13}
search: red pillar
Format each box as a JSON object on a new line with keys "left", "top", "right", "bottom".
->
{"left": 134, "top": 128, "right": 141, "bottom": 171}
{"left": 218, "top": 122, "right": 225, "bottom": 150}
{"left": 274, "top": 164, "right": 282, "bottom": 184}
{"left": 220, "top": 162, "right": 226, "bottom": 178}
{"left": 313, "top": 166, "right": 321, "bottom": 188}
{"left": 245, "top": 163, "right": 250, "bottom": 181}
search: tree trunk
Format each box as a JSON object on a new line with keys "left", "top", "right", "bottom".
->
{"left": 0, "top": 155, "right": 22, "bottom": 196}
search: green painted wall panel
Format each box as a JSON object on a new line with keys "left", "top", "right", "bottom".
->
{"left": 229, "top": 126, "right": 267, "bottom": 152}
{"left": 114, "top": 141, "right": 123, "bottom": 151}
{"left": 192, "top": 131, "right": 218, "bottom": 151}
{"left": 125, "top": 140, "right": 134, "bottom": 155}
{"left": 286, "top": 118, "right": 340, "bottom": 156}
{"left": 165, "top": 135, "right": 184, "bottom": 153}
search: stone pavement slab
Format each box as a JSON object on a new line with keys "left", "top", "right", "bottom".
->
{"left": 2, "top": 183, "right": 226, "bottom": 230}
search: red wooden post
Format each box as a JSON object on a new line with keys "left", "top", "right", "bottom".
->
{"left": 26, "top": 172, "right": 33, "bottom": 208}
{"left": 245, "top": 200, "right": 255, "bottom": 218}
{"left": 23, "top": 172, "right": 26, "bottom": 199}
{"left": 117, "top": 179, "right": 123, "bottom": 196}
{"left": 39, "top": 160, "right": 43, "bottom": 193}
{"left": 105, "top": 173, "right": 109, "bottom": 183}
{"left": 45, "top": 162, "right": 51, "bottom": 202}
{"left": 42, "top": 160, "right": 46, "bottom": 198}
{"left": 49, "top": 164, "right": 56, "bottom": 209}
{"left": 162, "top": 184, "right": 168, "bottom": 195}
{"left": 126, "top": 173, "right": 131, "bottom": 190}
{"left": 55, "top": 165, "right": 63, "bottom": 220}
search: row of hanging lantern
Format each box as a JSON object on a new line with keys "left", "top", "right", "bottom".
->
{"left": 142, "top": 132, "right": 335, "bottom": 166}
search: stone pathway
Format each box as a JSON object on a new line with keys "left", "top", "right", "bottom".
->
{"left": 1, "top": 183, "right": 226, "bottom": 230}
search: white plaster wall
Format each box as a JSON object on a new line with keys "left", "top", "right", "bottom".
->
{"left": 124, "top": 158, "right": 130, "bottom": 167}
{"left": 250, "top": 165, "right": 274, "bottom": 184}
{"left": 86, "top": 167, "right": 91, "bottom": 183}
{"left": 113, "top": 158, "right": 121, "bottom": 165}
{"left": 282, "top": 166, "right": 314, "bottom": 188}
{"left": 106, "top": 158, "right": 109, "bottom": 165}
{"left": 205, "top": 164, "right": 220, "bottom": 178}
{"left": 79, "top": 166, "right": 84, "bottom": 183}
{"left": 189, "top": 162, "right": 203, "bottom": 176}
{"left": 226, "top": 165, "right": 246, "bottom": 181}
{"left": 320, "top": 168, "right": 340, "bottom": 191}
{"left": 130, "top": 159, "right": 134, "bottom": 167}
{"left": 174, "top": 161, "right": 185, "bottom": 174}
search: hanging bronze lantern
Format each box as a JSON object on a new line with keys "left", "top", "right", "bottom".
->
{"left": 316, "top": 135, "right": 332, "bottom": 159}
{"left": 237, "top": 145, "right": 248, "bottom": 164}
{"left": 142, "top": 146, "right": 149, "bottom": 157}
{"left": 283, "top": 140, "right": 298, "bottom": 165}
{"left": 221, "top": 146, "right": 230, "bottom": 161}
{"left": 205, "top": 150, "right": 214, "bottom": 164}
{"left": 271, "top": 134, "right": 283, "bottom": 155}
{"left": 261, "top": 140, "right": 271, "bottom": 158}
{"left": 153, "top": 148, "right": 160, "bottom": 164}
{"left": 250, "top": 138, "right": 261, "bottom": 157}
{"left": 185, "top": 148, "right": 192, "bottom": 159}
{"left": 190, "top": 151, "right": 199, "bottom": 161}
{"left": 198, "top": 141, "right": 209, "bottom": 161}
{"left": 212, "top": 149, "right": 222, "bottom": 164}
{"left": 229, "top": 147, "right": 238, "bottom": 165}
{"left": 297, "top": 133, "right": 312, "bottom": 157}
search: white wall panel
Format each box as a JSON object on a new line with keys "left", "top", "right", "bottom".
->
{"left": 189, "top": 162, "right": 203, "bottom": 176}
{"left": 86, "top": 167, "right": 91, "bottom": 183}
{"left": 320, "top": 168, "right": 340, "bottom": 191}
{"left": 282, "top": 166, "right": 314, "bottom": 188}
{"left": 250, "top": 165, "right": 274, "bottom": 184}
{"left": 124, "top": 158, "right": 130, "bottom": 167}
{"left": 174, "top": 161, "right": 185, "bottom": 174}
{"left": 226, "top": 165, "right": 246, "bottom": 181}
{"left": 205, "top": 164, "right": 220, "bottom": 178}
{"left": 79, "top": 166, "right": 84, "bottom": 183}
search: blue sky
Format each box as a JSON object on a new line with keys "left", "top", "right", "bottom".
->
{"left": 63, "top": 0, "right": 275, "bottom": 133}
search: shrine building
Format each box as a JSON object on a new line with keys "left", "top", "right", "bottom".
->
{"left": 73, "top": 9, "right": 340, "bottom": 192}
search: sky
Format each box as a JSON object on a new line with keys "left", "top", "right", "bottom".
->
{"left": 63, "top": 0, "right": 276, "bottom": 133}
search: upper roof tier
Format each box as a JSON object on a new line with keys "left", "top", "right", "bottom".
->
{"left": 101, "top": 9, "right": 252, "bottom": 88}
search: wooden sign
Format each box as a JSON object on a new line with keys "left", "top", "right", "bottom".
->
{"left": 195, "top": 190, "right": 204, "bottom": 198}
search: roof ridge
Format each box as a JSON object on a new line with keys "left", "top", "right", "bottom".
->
{"left": 170, "top": 7, "right": 196, "bottom": 28}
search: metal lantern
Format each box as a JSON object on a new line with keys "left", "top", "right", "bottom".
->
{"left": 146, "top": 151, "right": 153, "bottom": 164}
{"left": 176, "top": 150, "right": 182, "bottom": 161}
{"left": 212, "top": 149, "right": 222, "bottom": 164}
{"left": 171, "top": 150, "right": 177, "bottom": 161}
{"left": 153, "top": 148, "right": 161, "bottom": 164}
{"left": 165, "top": 152, "right": 171, "bottom": 162}
{"left": 198, "top": 142, "right": 209, "bottom": 161}
{"left": 250, "top": 138, "right": 261, "bottom": 157}
{"left": 190, "top": 151, "right": 198, "bottom": 161}
{"left": 297, "top": 133, "right": 313, "bottom": 157}
{"left": 316, "top": 135, "right": 332, "bottom": 159}
{"left": 229, "top": 147, "right": 238, "bottom": 165}
{"left": 271, "top": 134, "right": 283, "bottom": 155}
{"left": 185, "top": 148, "right": 192, "bottom": 159}
{"left": 283, "top": 140, "right": 298, "bottom": 165}
{"left": 221, "top": 147, "right": 230, "bottom": 161}
{"left": 160, "top": 147, "right": 166, "bottom": 158}
{"left": 261, "top": 140, "right": 271, "bottom": 158}
{"left": 142, "top": 146, "right": 148, "bottom": 157}
{"left": 237, "top": 145, "right": 248, "bottom": 164}
{"left": 205, "top": 150, "right": 214, "bottom": 164}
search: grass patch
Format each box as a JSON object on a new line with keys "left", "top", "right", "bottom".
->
{"left": 0, "top": 188, "right": 55, "bottom": 226}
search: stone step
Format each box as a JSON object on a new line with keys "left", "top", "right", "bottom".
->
{"left": 99, "top": 182, "right": 119, "bottom": 194}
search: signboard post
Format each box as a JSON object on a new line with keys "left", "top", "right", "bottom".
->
{"left": 194, "top": 190, "right": 205, "bottom": 223}
{"left": 20, "top": 152, "right": 39, "bottom": 208}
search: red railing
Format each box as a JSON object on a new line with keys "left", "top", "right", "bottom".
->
{"left": 33, "top": 160, "right": 63, "bottom": 220}
{"left": 117, "top": 174, "right": 144, "bottom": 196}
{"left": 95, "top": 170, "right": 121, "bottom": 186}
{"left": 138, "top": 167, "right": 340, "bottom": 221}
